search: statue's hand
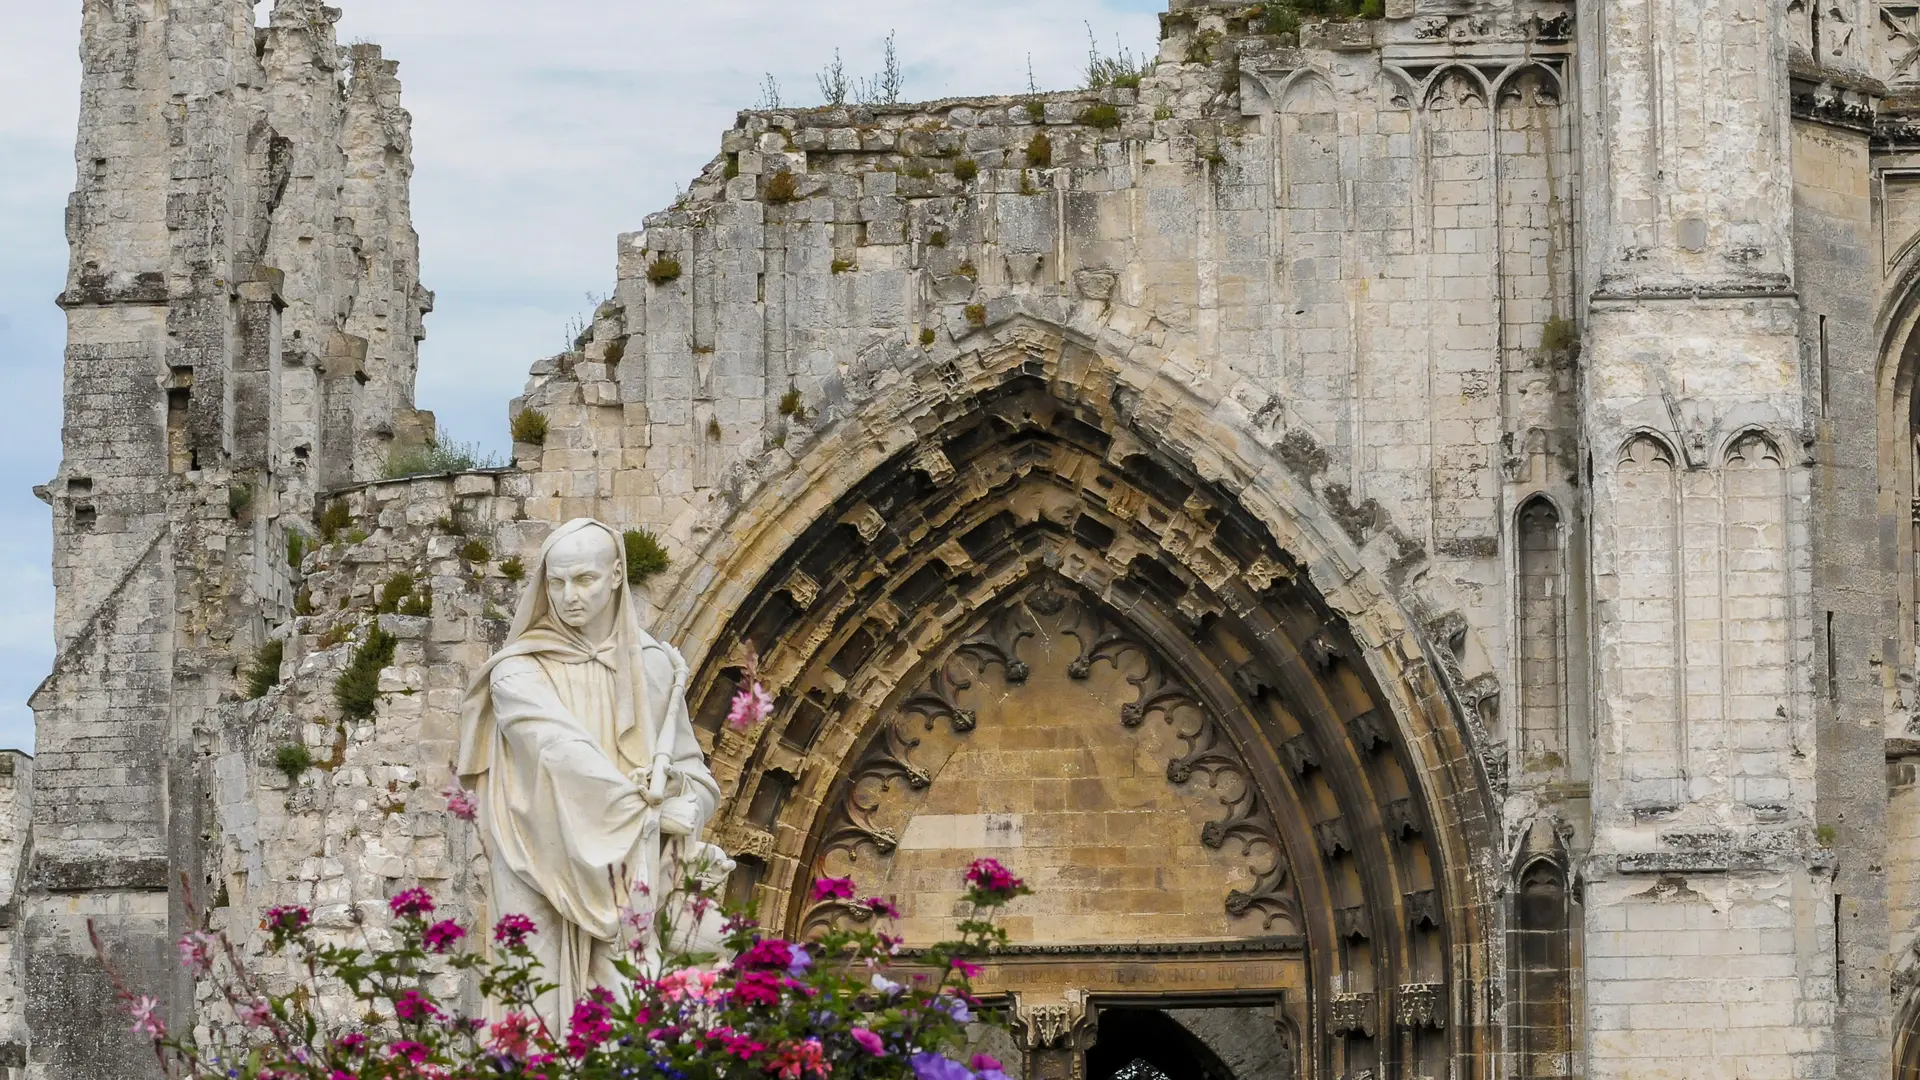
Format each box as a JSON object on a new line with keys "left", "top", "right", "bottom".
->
{"left": 657, "top": 795, "right": 700, "bottom": 837}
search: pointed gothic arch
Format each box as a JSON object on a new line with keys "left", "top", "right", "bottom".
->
{"left": 662, "top": 323, "right": 1504, "bottom": 1079}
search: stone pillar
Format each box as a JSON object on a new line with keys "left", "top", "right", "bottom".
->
{"left": 1579, "top": 0, "right": 1833, "bottom": 1076}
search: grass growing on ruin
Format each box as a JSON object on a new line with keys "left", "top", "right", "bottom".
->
{"left": 965, "top": 304, "right": 987, "bottom": 327}
{"left": 778, "top": 387, "right": 806, "bottom": 419}
{"left": 953, "top": 158, "right": 979, "bottom": 183}
{"left": 319, "top": 499, "right": 353, "bottom": 542}
{"left": 1079, "top": 103, "right": 1122, "bottom": 130}
{"left": 246, "top": 639, "right": 284, "bottom": 700}
{"left": 382, "top": 429, "right": 498, "bottom": 480}
{"left": 1083, "top": 25, "right": 1150, "bottom": 89}
{"left": 765, "top": 169, "right": 799, "bottom": 204}
{"left": 334, "top": 624, "right": 398, "bottom": 721}
{"left": 375, "top": 573, "right": 433, "bottom": 617}
{"left": 831, "top": 258, "right": 854, "bottom": 274}
{"left": 228, "top": 482, "right": 254, "bottom": 519}
{"left": 458, "top": 538, "right": 492, "bottom": 564}
{"left": 921, "top": 328, "right": 937, "bottom": 346}
{"left": 647, "top": 255, "right": 682, "bottom": 285}
{"left": 928, "top": 230, "right": 948, "bottom": 248}
{"left": 286, "top": 530, "right": 307, "bottom": 570}
{"left": 274, "top": 742, "right": 315, "bottom": 784}
{"left": 1026, "top": 133, "right": 1053, "bottom": 168}
{"left": 1026, "top": 100, "right": 1046, "bottom": 123}
{"left": 499, "top": 556, "right": 525, "bottom": 583}
{"left": 624, "top": 528, "right": 672, "bottom": 586}
{"left": 511, "top": 407, "right": 549, "bottom": 445}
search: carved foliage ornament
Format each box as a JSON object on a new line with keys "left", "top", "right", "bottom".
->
{"left": 803, "top": 578, "right": 1298, "bottom": 933}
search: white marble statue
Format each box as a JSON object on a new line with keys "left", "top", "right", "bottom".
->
{"left": 456, "top": 518, "right": 727, "bottom": 1027}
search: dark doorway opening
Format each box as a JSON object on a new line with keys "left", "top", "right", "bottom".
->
{"left": 1087, "top": 1009, "right": 1236, "bottom": 1080}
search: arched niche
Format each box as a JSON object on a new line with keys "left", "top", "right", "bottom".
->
{"left": 679, "top": 364, "right": 1499, "bottom": 1079}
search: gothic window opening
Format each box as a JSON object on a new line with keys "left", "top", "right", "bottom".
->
{"left": 1517, "top": 498, "right": 1568, "bottom": 773}
{"left": 1514, "top": 861, "right": 1573, "bottom": 1080}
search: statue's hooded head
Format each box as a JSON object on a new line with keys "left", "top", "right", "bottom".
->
{"left": 458, "top": 518, "right": 666, "bottom": 785}
{"left": 511, "top": 519, "right": 635, "bottom": 647}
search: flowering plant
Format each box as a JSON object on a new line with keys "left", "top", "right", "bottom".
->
{"left": 95, "top": 857, "right": 1031, "bottom": 1080}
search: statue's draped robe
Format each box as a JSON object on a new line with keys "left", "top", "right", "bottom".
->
{"left": 456, "top": 519, "right": 719, "bottom": 1030}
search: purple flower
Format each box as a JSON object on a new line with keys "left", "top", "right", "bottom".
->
{"left": 933, "top": 993, "right": 974, "bottom": 1022}
{"left": 423, "top": 919, "right": 466, "bottom": 954}
{"left": 851, "top": 1028, "right": 886, "bottom": 1056}
{"left": 911, "top": 1052, "right": 972, "bottom": 1080}
{"left": 787, "top": 944, "right": 812, "bottom": 977}
{"left": 388, "top": 887, "right": 435, "bottom": 919}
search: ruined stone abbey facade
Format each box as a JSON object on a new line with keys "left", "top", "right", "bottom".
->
{"left": 18, "top": 0, "right": 1920, "bottom": 1076}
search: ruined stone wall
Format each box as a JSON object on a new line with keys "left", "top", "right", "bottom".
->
{"left": 0, "top": 752, "right": 34, "bottom": 1080}
{"left": 28, "top": 0, "right": 430, "bottom": 1074}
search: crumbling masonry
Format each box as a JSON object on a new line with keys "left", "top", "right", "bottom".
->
{"left": 15, "top": 0, "right": 1920, "bottom": 1077}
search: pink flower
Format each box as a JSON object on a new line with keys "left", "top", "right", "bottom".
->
{"left": 442, "top": 781, "right": 477, "bottom": 822}
{"left": 863, "top": 896, "right": 900, "bottom": 919}
{"left": 388, "top": 887, "right": 435, "bottom": 919}
{"left": 494, "top": 913, "right": 537, "bottom": 948}
{"left": 727, "top": 681, "right": 775, "bottom": 731}
{"left": 128, "top": 995, "right": 164, "bottom": 1038}
{"left": 336, "top": 1033, "right": 368, "bottom": 1054}
{"left": 177, "top": 929, "right": 217, "bottom": 972}
{"left": 394, "top": 989, "right": 439, "bottom": 1022}
{"left": 489, "top": 1012, "right": 536, "bottom": 1057}
{"left": 951, "top": 958, "right": 983, "bottom": 979}
{"left": 389, "top": 1042, "right": 429, "bottom": 1065}
{"left": 810, "top": 876, "right": 855, "bottom": 901}
{"left": 423, "top": 919, "right": 466, "bottom": 953}
{"left": 235, "top": 999, "right": 273, "bottom": 1027}
{"left": 851, "top": 1028, "right": 886, "bottom": 1056}
{"left": 970, "top": 1055, "right": 1003, "bottom": 1072}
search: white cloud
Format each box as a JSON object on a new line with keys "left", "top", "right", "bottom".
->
{"left": 0, "top": 0, "right": 1165, "bottom": 752}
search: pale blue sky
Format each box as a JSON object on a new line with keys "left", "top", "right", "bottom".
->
{"left": 0, "top": 0, "right": 1165, "bottom": 752}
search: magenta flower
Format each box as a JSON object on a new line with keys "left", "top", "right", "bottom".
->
{"left": 423, "top": 919, "right": 466, "bottom": 954}
{"left": 394, "top": 989, "right": 439, "bottom": 1022}
{"left": 566, "top": 990, "right": 615, "bottom": 1059}
{"left": 389, "top": 1042, "right": 429, "bottom": 1065}
{"left": 494, "top": 913, "right": 537, "bottom": 948}
{"left": 388, "top": 887, "right": 435, "bottom": 919}
{"left": 442, "top": 781, "right": 478, "bottom": 822}
{"left": 262, "top": 905, "right": 310, "bottom": 934}
{"left": 864, "top": 896, "right": 901, "bottom": 919}
{"left": 336, "top": 1032, "right": 368, "bottom": 1054}
{"left": 811, "top": 876, "right": 855, "bottom": 901}
{"left": 737, "top": 937, "right": 795, "bottom": 971}
{"left": 964, "top": 858, "right": 1025, "bottom": 901}
{"left": 851, "top": 1028, "right": 886, "bottom": 1056}
{"left": 970, "top": 1055, "right": 1003, "bottom": 1072}
{"left": 128, "top": 995, "right": 164, "bottom": 1038}
{"left": 236, "top": 999, "right": 273, "bottom": 1027}
{"left": 951, "top": 958, "right": 983, "bottom": 980}
{"left": 176, "top": 929, "right": 216, "bottom": 973}
{"left": 726, "top": 681, "right": 775, "bottom": 731}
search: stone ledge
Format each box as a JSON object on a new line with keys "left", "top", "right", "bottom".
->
{"left": 31, "top": 855, "right": 169, "bottom": 893}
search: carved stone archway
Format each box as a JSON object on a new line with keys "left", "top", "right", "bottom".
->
{"left": 683, "top": 360, "right": 1495, "bottom": 1080}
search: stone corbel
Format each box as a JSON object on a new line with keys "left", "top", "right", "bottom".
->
{"left": 1012, "top": 990, "right": 1094, "bottom": 1080}
{"left": 1394, "top": 982, "right": 1445, "bottom": 1030}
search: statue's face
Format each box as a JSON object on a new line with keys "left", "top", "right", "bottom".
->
{"left": 544, "top": 528, "right": 621, "bottom": 634}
